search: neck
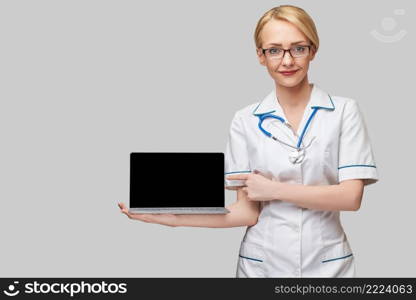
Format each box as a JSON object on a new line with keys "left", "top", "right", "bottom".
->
{"left": 275, "top": 76, "right": 312, "bottom": 109}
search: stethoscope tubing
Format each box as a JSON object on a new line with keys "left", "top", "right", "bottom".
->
{"left": 257, "top": 108, "right": 318, "bottom": 150}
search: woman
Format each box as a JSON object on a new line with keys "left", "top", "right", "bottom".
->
{"left": 118, "top": 5, "right": 378, "bottom": 277}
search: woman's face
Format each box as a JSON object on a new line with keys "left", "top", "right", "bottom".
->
{"left": 257, "top": 19, "right": 316, "bottom": 88}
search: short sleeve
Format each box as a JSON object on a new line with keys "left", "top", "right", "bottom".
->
{"left": 224, "top": 111, "right": 251, "bottom": 189}
{"left": 338, "top": 99, "right": 379, "bottom": 186}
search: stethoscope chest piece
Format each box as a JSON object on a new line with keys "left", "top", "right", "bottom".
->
{"left": 289, "top": 148, "right": 305, "bottom": 164}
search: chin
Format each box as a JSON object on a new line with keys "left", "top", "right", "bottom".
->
{"left": 275, "top": 77, "right": 303, "bottom": 88}
{"left": 274, "top": 72, "right": 308, "bottom": 88}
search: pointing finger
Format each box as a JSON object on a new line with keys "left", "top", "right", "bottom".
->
{"left": 226, "top": 174, "right": 249, "bottom": 180}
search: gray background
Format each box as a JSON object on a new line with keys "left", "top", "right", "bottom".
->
{"left": 0, "top": 0, "right": 413, "bottom": 277}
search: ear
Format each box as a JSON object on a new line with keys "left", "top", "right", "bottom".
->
{"left": 309, "top": 47, "right": 317, "bottom": 61}
{"left": 256, "top": 48, "right": 266, "bottom": 66}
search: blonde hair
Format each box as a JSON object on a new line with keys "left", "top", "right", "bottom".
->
{"left": 254, "top": 5, "right": 319, "bottom": 52}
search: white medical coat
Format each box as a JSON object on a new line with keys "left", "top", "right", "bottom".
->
{"left": 224, "top": 83, "right": 379, "bottom": 277}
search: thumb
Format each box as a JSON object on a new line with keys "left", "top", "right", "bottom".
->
{"left": 253, "top": 169, "right": 265, "bottom": 176}
{"left": 253, "top": 169, "right": 271, "bottom": 180}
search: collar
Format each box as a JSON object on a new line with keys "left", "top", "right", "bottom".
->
{"left": 252, "top": 83, "right": 335, "bottom": 117}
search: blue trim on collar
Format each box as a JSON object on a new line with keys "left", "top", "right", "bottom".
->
{"left": 252, "top": 100, "right": 276, "bottom": 116}
{"left": 311, "top": 94, "right": 335, "bottom": 110}
{"left": 251, "top": 91, "right": 336, "bottom": 151}
{"left": 252, "top": 94, "right": 335, "bottom": 116}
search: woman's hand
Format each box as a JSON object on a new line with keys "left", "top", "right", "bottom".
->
{"left": 226, "top": 170, "right": 280, "bottom": 201}
{"left": 118, "top": 202, "right": 178, "bottom": 227}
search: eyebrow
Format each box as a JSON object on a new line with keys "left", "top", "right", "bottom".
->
{"left": 265, "top": 41, "right": 308, "bottom": 47}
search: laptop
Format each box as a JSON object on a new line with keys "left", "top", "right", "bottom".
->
{"left": 129, "top": 152, "right": 230, "bottom": 214}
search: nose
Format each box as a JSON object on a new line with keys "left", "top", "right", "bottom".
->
{"left": 281, "top": 50, "right": 294, "bottom": 67}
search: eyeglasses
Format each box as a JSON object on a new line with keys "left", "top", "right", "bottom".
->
{"left": 261, "top": 45, "right": 312, "bottom": 60}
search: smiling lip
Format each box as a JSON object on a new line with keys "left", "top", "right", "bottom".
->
{"left": 279, "top": 70, "right": 298, "bottom": 76}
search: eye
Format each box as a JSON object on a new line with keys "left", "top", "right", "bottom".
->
{"left": 269, "top": 48, "right": 282, "bottom": 55}
{"left": 293, "top": 46, "right": 306, "bottom": 53}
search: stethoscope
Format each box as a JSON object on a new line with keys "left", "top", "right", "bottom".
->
{"left": 257, "top": 110, "right": 318, "bottom": 164}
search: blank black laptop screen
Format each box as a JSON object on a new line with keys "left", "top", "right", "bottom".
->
{"left": 130, "top": 152, "right": 224, "bottom": 208}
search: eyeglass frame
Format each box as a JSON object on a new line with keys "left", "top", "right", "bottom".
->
{"left": 260, "top": 45, "right": 312, "bottom": 59}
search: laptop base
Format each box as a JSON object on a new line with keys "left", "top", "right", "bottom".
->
{"left": 128, "top": 207, "right": 230, "bottom": 214}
